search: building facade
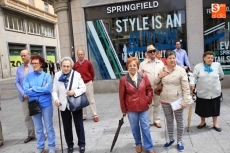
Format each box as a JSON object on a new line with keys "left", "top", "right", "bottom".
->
{"left": 46, "top": 0, "right": 230, "bottom": 90}
{"left": 0, "top": 0, "right": 60, "bottom": 79}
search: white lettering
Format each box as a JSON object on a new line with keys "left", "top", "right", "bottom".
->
{"left": 174, "top": 13, "right": 181, "bottom": 27}
{"left": 166, "top": 14, "right": 173, "bottom": 28}
{"left": 130, "top": 4, "right": 136, "bottom": 10}
{"left": 112, "top": 6, "right": 116, "bottom": 13}
{"left": 142, "top": 17, "right": 149, "bottom": 30}
{"left": 129, "top": 18, "right": 136, "bottom": 31}
{"left": 107, "top": 1, "right": 159, "bottom": 14}
{"left": 155, "top": 15, "right": 162, "bottom": 29}
{"left": 220, "top": 41, "right": 225, "bottom": 49}
{"left": 137, "top": 18, "right": 143, "bottom": 30}
{"left": 116, "top": 20, "right": 122, "bottom": 33}
{"left": 143, "top": 2, "right": 148, "bottom": 9}
{"left": 227, "top": 56, "right": 230, "bottom": 62}
{"left": 125, "top": 5, "right": 130, "bottom": 11}
{"left": 107, "top": 7, "right": 111, "bottom": 13}
{"left": 117, "top": 6, "right": 121, "bottom": 12}
{"left": 152, "top": 16, "right": 155, "bottom": 29}
{"left": 224, "top": 41, "right": 230, "bottom": 49}
{"left": 228, "top": 22, "right": 230, "bottom": 30}
{"left": 123, "top": 19, "right": 128, "bottom": 32}
{"left": 136, "top": 3, "right": 141, "bottom": 10}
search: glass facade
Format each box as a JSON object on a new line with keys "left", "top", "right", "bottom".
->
{"left": 86, "top": 9, "right": 186, "bottom": 79}
{"left": 203, "top": 1, "right": 230, "bottom": 74}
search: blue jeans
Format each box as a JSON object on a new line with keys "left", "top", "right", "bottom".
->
{"left": 32, "top": 104, "right": 55, "bottom": 149}
{"left": 127, "top": 110, "right": 153, "bottom": 151}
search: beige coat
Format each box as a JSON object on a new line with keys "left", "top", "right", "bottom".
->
{"left": 139, "top": 58, "right": 164, "bottom": 89}
{"left": 155, "top": 65, "right": 191, "bottom": 107}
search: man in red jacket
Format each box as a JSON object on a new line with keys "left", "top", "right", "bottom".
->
{"left": 73, "top": 49, "right": 99, "bottom": 122}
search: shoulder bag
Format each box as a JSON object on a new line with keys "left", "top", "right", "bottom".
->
{"left": 28, "top": 73, "right": 46, "bottom": 116}
{"left": 67, "top": 71, "right": 89, "bottom": 112}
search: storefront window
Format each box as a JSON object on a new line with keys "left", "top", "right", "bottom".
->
{"left": 203, "top": 1, "right": 230, "bottom": 74}
{"left": 86, "top": 11, "right": 186, "bottom": 79}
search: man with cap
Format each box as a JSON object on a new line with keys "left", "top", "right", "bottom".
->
{"left": 139, "top": 45, "right": 164, "bottom": 128}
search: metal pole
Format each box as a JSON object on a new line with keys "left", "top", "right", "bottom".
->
{"left": 57, "top": 108, "right": 64, "bottom": 153}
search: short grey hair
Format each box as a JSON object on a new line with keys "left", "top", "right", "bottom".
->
{"left": 21, "top": 49, "right": 31, "bottom": 55}
{"left": 60, "top": 57, "right": 74, "bottom": 67}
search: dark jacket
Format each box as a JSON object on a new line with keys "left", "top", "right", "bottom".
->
{"left": 119, "top": 72, "right": 153, "bottom": 113}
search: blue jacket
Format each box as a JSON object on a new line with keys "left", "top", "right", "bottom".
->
{"left": 23, "top": 71, "right": 52, "bottom": 108}
{"left": 15, "top": 64, "right": 34, "bottom": 102}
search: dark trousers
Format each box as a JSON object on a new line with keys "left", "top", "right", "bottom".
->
{"left": 61, "top": 108, "right": 85, "bottom": 148}
{"left": 50, "top": 70, "right": 55, "bottom": 76}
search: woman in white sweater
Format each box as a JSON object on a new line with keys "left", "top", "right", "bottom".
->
{"left": 52, "top": 57, "right": 86, "bottom": 153}
{"left": 190, "top": 51, "right": 224, "bottom": 132}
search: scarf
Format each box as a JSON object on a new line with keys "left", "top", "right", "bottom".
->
{"left": 58, "top": 71, "right": 71, "bottom": 89}
{"left": 203, "top": 63, "right": 213, "bottom": 73}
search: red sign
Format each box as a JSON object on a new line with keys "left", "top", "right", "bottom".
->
{"left": 211, "top": 3, "right": 226, "bottom": 18}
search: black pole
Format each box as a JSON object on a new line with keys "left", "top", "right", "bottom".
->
{"left": 67, "top": 0, "right": 76, "bottom": 62}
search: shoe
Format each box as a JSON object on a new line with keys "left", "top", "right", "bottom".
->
{"left": 67, "top": 148, "right": 73, "bottom": 153}
{"left": 213, "top": 126, "right": 222, "bottom": 132}
{"left": 0, "top": 142, "right": 3, "bottom": 147}
{"left": 80, "top": 147, "right": 85, "bottom": 153}
{"left": 153, "top": 122, "right": 161, "bottom": 128}
{"left": 36, "top": 149, "right": 45, "bottom": 153}
{"left": 164, "top": 140, "right": 175, "bottom": 148}
{"left": 93, "top": 116, "right": 99, "bottom": 122}
{"left": 24, "top": 136, "right": 34, "bottom": 143}
{"left": 135, "top": 145, "right": 142, "bottom": 153}
{"left": 197, "top": 123, "right": 206, "bottom": 129}
{"left": 48, "top": 148, "right": 55, "bottom": 153}
{"left": 177, "top": 142, "right": 184, "bottom": 152}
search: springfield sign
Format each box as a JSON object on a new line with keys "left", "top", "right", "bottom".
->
{"left": 107, "top": 1, "right": 159, "bottom": 14}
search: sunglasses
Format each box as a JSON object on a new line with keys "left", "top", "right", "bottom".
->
{"left": 147, "top": 50, "right": 156, "bottom": 53}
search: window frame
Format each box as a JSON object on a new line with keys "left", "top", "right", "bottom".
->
{"left": 4, "top": 15, "right": 24, "bottom": 32}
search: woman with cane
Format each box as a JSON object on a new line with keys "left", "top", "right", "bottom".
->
{"left": 52, "top": 57, "right": 86, "bottom": 153}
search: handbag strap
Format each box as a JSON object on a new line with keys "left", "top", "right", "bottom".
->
{"left": 68, "top": 70, "right": 75, "bottom": 90}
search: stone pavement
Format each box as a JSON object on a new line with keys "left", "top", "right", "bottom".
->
{"left": 1, "top": 78, "right": 230, "bottom": 153}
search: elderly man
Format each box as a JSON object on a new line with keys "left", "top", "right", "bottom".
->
{"left": 15, "top": 50, "right": 35, "bottom": 143}
{"left": 139, "top": 45, "right": 164, "bottom": 128}
{"left": 73, "top": 49, "right": 99, "bottom": 122}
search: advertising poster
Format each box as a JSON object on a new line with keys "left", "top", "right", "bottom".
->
{"left": 203, "top": 1, "right": 230, "bottom": 74}
{"left": 85, "top": 0, "right": 186, "bottom": 79}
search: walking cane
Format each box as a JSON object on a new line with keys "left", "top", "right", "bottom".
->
{"left": 57, "top": 108, "right": 64, "bottom": 153}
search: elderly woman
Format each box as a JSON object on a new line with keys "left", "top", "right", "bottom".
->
{"left": 52, "top": 57, "right": 86, "bottom": 153}
{"left": 190, "top": 51, "right": 224, "bottom": 132}
{"left": 119, "top": 57, "right": 155, "bottom": 153}
{"left": 156, "top": 50, "right": 167, "bottom": 65}
{"left": 157, "top": 51, "right": 190, "bottom": 152}
{"left": 23, "top": 55, "right": 55, "bottom": 153}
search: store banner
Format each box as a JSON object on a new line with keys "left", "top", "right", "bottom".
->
{"left": 85, "top": 0, "right": 186, "bottom": 79}
{"left": 203, "top": 0, "right": 230, "bottom": 74}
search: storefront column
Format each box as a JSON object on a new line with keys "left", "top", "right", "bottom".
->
{"left": 186, "top": 0, "right": 204, "bottom": 70}
{"left": 0, "top": 8, "right": 10, "bottom": 78}
{"left": 53, "top": 0, "right": 72, "bottom": 58}
{"left": 71, "top": 0, "right": 87, "bottom": 59}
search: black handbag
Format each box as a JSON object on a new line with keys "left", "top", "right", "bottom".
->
{"left": 67, "top": 71, "right": 89, "bottom": 112}
{"left": 28, "top": 73, "right": 46, "bottom": 116}
{"left": 28, "top": 99, "right": 42, "bottom": 116}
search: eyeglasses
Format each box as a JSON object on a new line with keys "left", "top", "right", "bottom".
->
{"left": 31, "top": 63, "right": 40, "bottom": 65}
{"left": 147, "top": 50, "right": 156, "bottom": 53}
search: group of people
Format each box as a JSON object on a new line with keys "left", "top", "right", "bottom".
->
{"left": 0, "top": 41, "right": 224, "bottom": 153}
{"left": 119, "top": 42, "right": 224, "bottom": 153}
{"left": 8, "top": 49, "right": 99, "bottom": 153}
{"left": 42, "top": 60, "right": 61, "bottom": 76}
